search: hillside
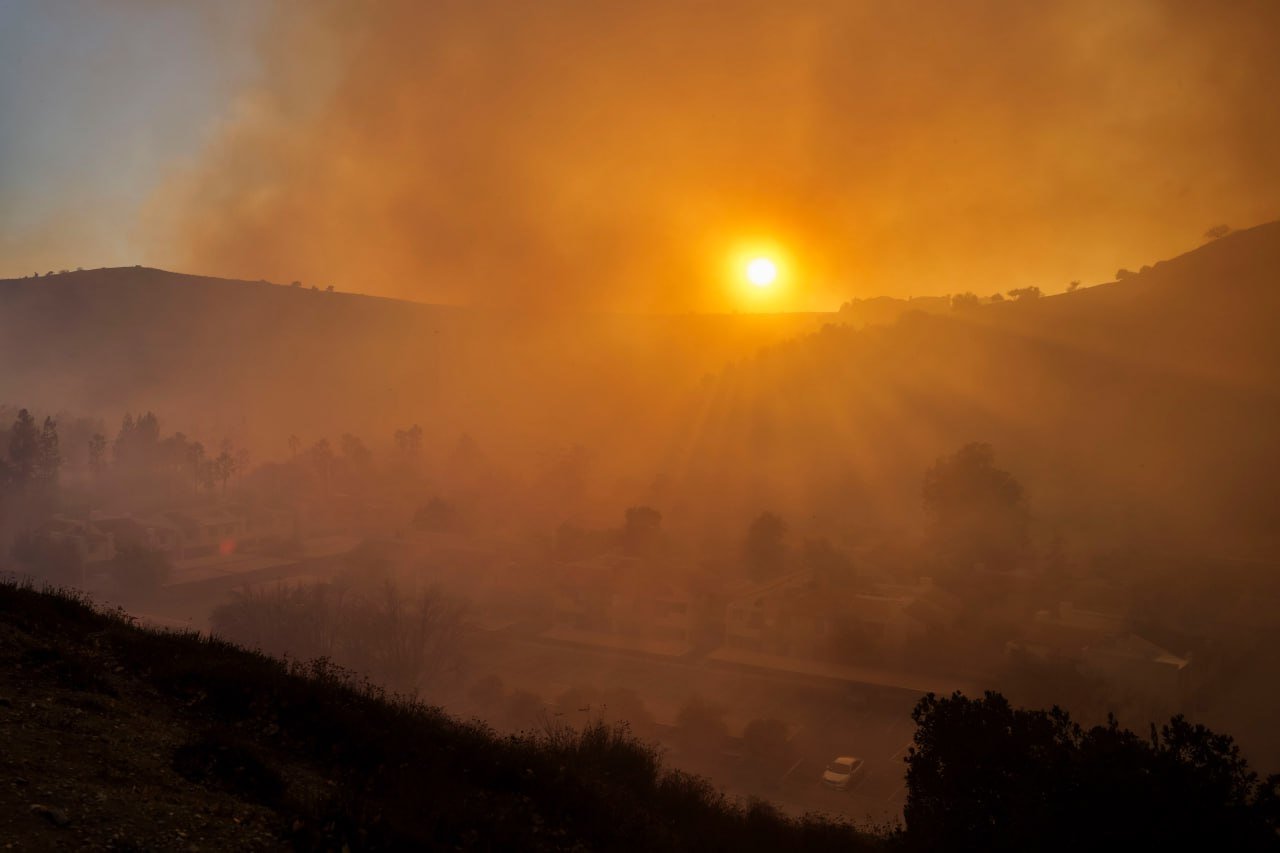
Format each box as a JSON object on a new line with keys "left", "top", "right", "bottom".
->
{"left": 0, "top": 267, "right": 827, "bottom": 471}
{"left": 2, "top": 223, "right": 1277, "bottom": 551}
{"left": 5, "top": 582, "right": 1276, "bottom": 851}
{"left": 0, "top": 580, "right": 882, "bottom": 851}
{"left": 678, "top": 222, "right": 1280, "bottom": 557}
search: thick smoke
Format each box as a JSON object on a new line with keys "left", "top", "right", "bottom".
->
{"left": 150, "top": 0, "right": 1280, "bottom": 309}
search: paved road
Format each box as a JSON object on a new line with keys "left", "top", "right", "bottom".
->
{"left": 459, "top": 630, "right": 921, "bottom": 826}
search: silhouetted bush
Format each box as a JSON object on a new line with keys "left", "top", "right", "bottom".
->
{"left": 905, "top": 691, "right": 1280, "bottom": 851}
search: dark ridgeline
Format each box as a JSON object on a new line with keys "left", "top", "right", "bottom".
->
{"left": 2, "top": 225, "right": 1280, "bottom": 849}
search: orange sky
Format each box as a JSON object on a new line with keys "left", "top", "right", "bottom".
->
{"left": 7, "top": 1, "right": 1280, "bottom": 312}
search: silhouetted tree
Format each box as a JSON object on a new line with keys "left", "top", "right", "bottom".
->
{"left": 340, "top": 433, "right": 371, "bottom": 468}
{"left": 1007, "top": 286, "right": 1041, "bottom": 301}
{"left": 394, "top": 425, "right": 424, "bottom": 459}
{"left": 235, "top": 447, "right": 251, "bottom": 482}
{"left": 114, "top": 411, "right": 161, "bottom": 471}
{"left": 413, "top": 498, "right": 459, "bottom": 532}
{"left": 741, "top": 718, "right": 794, "bottom": 781}
{"left": 210, "top": 580, "right": 465, "bottom": 693}
{"left": 950, "top": 292, "right": 980, "bottom": 310}
{"left": 744, "top": 511, "right": 788, "bottom": 580}
{"left": 287, "top": 433, "right": 301, "bottom": 459}
{"left": 674, "top": 696, "right": 729, "bottom": 757}
{"left": 213, "top": 448, "right": 236, "bottom": 494}
{"left": 1066, "top": 280, "right": 1081, "bottom": 292}
{"left": 7, "top": 409, "right": 39, "bottom": 486}
{"left": 35, "top": 416, "right": 60, "bottom": 488}
{"left": 185, "top": 441, "right": 207, "bottom": 492}
{"left": 1204, "top": 224, "right": 1231, "bottom": 240}
{"left": 87, "top": 432, "right": 107, "bottom": 476}
{"left": 923, "top": 443, "right": 1028, "bottom": 572}
{"left": 309, "top": 438, "right": 335, "bottom": 492}
{"left": 988, "top": 292, "right": 1005, "bottom": 303}
{"left": 904, "top": 691, "right": 1280, "bottom": 852}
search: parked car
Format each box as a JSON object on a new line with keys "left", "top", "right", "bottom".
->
{"left": 821, "top": 756, "right": 865, "bottom": 790}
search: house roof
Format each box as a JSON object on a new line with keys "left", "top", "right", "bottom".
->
{"left": 164, "top": 508, "right": 244, "bottom": 528}
{"left": 1090, "top": 633, "right": 1190, "bottom": 669}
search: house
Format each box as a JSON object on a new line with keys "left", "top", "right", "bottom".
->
{"left": 34, "top": 516, "right": 116, "bottom": 566}
{"left": 224, "top": 503, "right": 296, "bottom": 546}
{"left": 547, "top": 554, "right": 694, "bottom": 646}
{"left": 610, "top": 576, "right": 693, "bottom": 643}
{"left": 723, "top": 572, "right": 816, "bottom": 654}
{"left": 92, "top": 514, "right": 184, "bottom": 558}
{"left": 163, "top": 508, "right": 248, "bottom": 558}
{"left": 1006, "top": 601, "right": 1126, "bottom": 662}
{"left": 723, "top": 573, "right": 955, "bottom": 661}
{"left": 1082, "top": 633, "right": 1192, "bottom": 705}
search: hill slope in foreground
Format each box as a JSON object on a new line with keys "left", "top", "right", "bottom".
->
{"left": 0, "top": 581, "right": 882, "bottom": 851}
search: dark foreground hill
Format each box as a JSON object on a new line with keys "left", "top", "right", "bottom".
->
{"left": 3, "top": 581, "right": 1277, "bottom": 851}
{"left": 0, "top": 580, "right": 882, "bottom": 851}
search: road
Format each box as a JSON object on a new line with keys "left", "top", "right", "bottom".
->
{"left": 458, "top": 629, "right": 921, "bottom": 826}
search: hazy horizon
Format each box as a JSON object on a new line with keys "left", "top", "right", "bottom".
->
{"left": 5, "top": 1, "right": 1280, "bottom": 311}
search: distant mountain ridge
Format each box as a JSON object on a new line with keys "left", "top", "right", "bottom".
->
{"left": 0, "top": 265, "right": 829, "bottom": 467}
{"left": 2, "top": 223, "right": 1277, "bottom": 553}
{"left": 676, "top": 221, "right": 1280, "bottom": 556}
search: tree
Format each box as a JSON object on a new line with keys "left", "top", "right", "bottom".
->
{"left": 950, "top": 292, "right": 980, "bottom": 311}
{"left": 1066, "top": 280, "right": 1081, "bottom": 293}
{"left": 35, "top": 416, "right": 60, "bottom": 487}
{"left": 413, "top": 498, "right": 458, "bottom": 532}
{"left": 744, "top": 511, "right": 788, "bottom": 580}
{"left": 394, "top": 425, "right": 423, "bottom": 459}
{"left": 287, "top": 433, "right": 301, "bottom": 459}
{"left": 340, "top": 433, "right": 372, "bottom": 468}
{"left": 213, "top": 449, "right": 236, "bottom": 494}
{"left": 186, "top": 441, "right": 207, "bottom": 492}
{"left": 87, "top": 433, "right": 107, "bottom": 476}
{"left": 8, "top": 409, "right": 40, "bottom": 486}
{"left": 674, "top": 696, "right": 729, "bottom": 756}
{"left": 114, "top": 411, "right": 160, "bottom": 471}
{"left": 922, "top": 443, "right": 1028, "bottom": 572}
{"left": 1204, "top": 224, "right": 1231, "bottom": 241}
{"left": 1006, "top": 286, "right": 1042, "bottom": 301}
{"left": 741, "top": 718, "right": 794, "bottom": 780}
{"left": 988, "top": 292, "right": 1005, "bottom": 303}
{"left": 803, "top": 537, "right": 858, "bottom": 588}
{"left": 904, "top": 691, "right": 1280, "bottom": 852}
{"left": 309, "top": 439, "right": 335, "bottom": 491}
{"left": 210, "top": 580, "right": 466, "bottom": 694}
{"left": 234, "top": 447, "right": 252, "bottom": 482}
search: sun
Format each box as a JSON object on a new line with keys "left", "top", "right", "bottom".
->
{"left": 745, "top": 257, "right": 778, "bottom": 287}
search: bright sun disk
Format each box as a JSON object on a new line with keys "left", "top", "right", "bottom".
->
{"left": 746, "top": 257, "right": 777, "bottom": 287}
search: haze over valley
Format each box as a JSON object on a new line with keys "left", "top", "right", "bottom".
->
{"left": 3, "top": 2, "right": 1280, "bottom": 849}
